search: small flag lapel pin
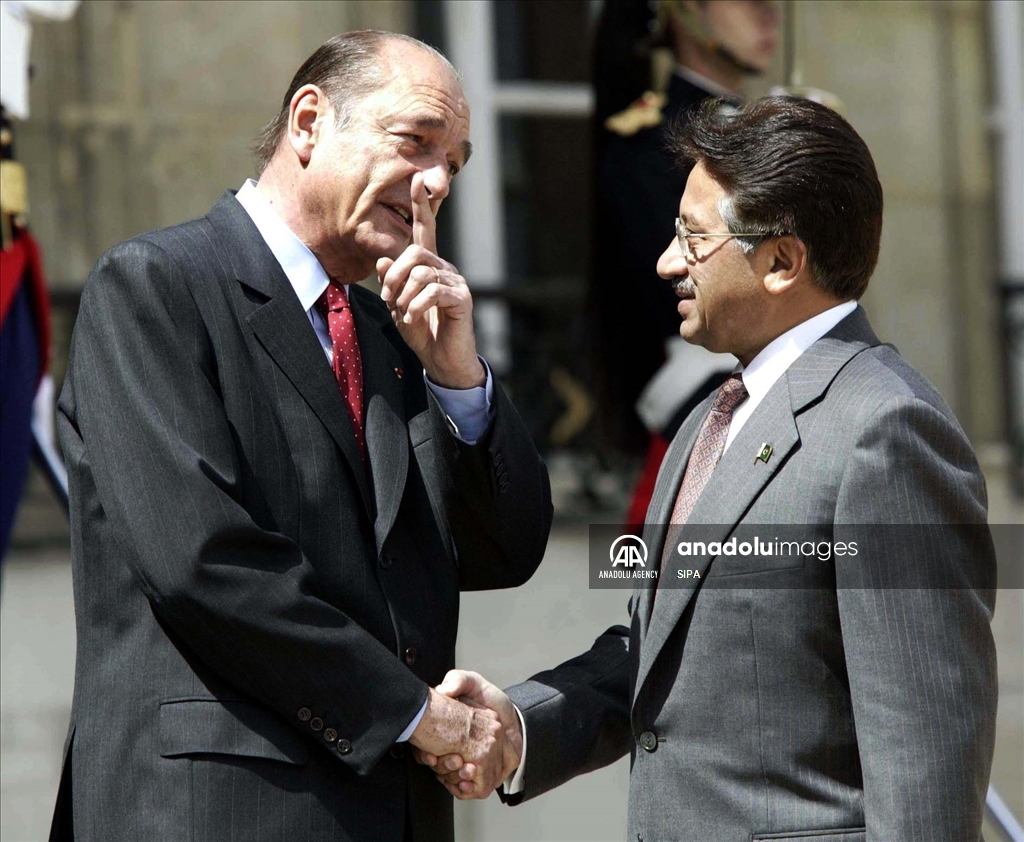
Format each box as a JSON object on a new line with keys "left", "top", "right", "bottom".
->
{"left": 755, "top": 443, "right": 773, "bottom": 464}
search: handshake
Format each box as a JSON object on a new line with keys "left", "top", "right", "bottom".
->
{"left": 408, "top": 670, "right": 519, "bottom": 800}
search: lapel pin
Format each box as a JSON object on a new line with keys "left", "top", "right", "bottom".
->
{"left": 755, "top": 443, "right": 773, "bottom": 464}
{"left": 394, "top": 367, "right": 403, "bottom": 379}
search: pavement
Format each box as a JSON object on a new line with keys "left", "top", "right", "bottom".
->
{"left": 1, "top": 457, "right": 1021, "bottom": 842}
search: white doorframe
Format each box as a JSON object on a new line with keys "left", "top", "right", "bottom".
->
{"left": 442, "top": 0, "right": 593, "bottom": 374}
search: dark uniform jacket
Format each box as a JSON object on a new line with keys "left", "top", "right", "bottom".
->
{"left": 592, "top": 72, "right": 728, "bottom": 450}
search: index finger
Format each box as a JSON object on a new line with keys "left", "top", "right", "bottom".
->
{"left": 410, "top": 172, "right": 437, "bottom": 255}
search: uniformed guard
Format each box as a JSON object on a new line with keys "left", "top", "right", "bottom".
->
{"left": 0, "top": 0, "right": 79, "bottom": 562}
{"left": 0, "top": 105, "right": 53, "bottom": 560}
{"left": 589, "top": 0, "right": 780, "bottom": 527}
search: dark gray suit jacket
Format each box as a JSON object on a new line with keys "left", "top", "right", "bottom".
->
{"left": 506, "top": 308, "right": 997, "bottom": 842}
{"left": 51, "top": 193, "right": 553, "bottom": 842}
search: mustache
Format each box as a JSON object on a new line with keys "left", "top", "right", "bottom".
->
{"left": 672, "top": 277, "right": 696, "bottom": 295}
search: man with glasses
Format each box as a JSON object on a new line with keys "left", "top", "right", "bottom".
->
{"left": 421, "top": 96, "right": 997, "bottom": 841}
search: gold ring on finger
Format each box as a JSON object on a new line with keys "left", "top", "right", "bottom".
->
{"left": 432, "top": 266, "right": 442, "bottom": 284}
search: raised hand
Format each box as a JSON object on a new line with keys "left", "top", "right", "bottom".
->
{"left": 408, "top": 687, "right": 507, "bottom": 799}
{"left": 377, "top": 173, "right": 485, "bottom": 390}
{"left": 413, "top": 670, "right": 523, "bottom": 798}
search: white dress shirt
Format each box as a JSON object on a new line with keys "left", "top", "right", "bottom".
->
{"left": 724, "top": 300, "right": 857, "bottom": 452}
{"left": 506, "top": 300, "right": 858, "bottom": 796}
{"left": 235, "top": 179, "right": 495, "bottom": 742}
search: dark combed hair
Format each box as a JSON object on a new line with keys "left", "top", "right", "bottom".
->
{"left": 252, "top": 31, "right": 453, "bottom": 175}
{"left": 669, "top": 96, "right": 884, "bottom": 301}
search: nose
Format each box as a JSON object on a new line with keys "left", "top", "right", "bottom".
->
{"left": 421, "top": 161, "right": 451, "bottom": 209}
{"left": 657, "top": 236, "right": 688, "bottom": 282}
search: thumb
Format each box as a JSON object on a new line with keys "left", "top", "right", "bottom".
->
{"left": 436, "top": 669, "right": 480, "bottom": 699}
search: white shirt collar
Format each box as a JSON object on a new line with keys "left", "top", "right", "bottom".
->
{"left": 673, "top": 65, "right": 739, "bottom": 100}
{"left": 234, "top": 179, "right": 331, "bottom": 312}
{"left": 739, "top": 300, "right": 858, "bottom": 403}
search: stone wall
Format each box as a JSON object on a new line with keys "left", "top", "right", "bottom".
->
{"left": 791, "top": 0, "right": 1003, "bottom": 443}
{"left": 21, "top": 0, "right": 411, "bottom": 288}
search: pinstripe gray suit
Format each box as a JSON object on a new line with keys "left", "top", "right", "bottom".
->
{"left": 50, "top": 192, "right": 552, "bottom": 841}
{"left": 505, "top": 307, "right": 997, "bottom": 841}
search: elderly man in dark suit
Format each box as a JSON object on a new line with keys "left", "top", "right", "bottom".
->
{"left": 424, "top": 97, "right": 997, "bottom": 842}
{"left": 50, "top": 31, "right": 551, "bottom": 842}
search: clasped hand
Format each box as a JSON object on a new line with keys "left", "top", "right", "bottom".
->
{"left": 409, "top": 670, "right": 521, "bottom": 800}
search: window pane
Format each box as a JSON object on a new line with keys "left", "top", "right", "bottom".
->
{"left": 500, "top": 115, "right": 591, "bottom": 282}
{"left": 494, "top": 0, "right": 591, "bottom": 82}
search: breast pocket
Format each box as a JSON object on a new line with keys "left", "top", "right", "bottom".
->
{"left": 703, "top": 525, "right": 836, "bottom": 585}
{"left": 158, "top": 697, "right": 309, "bottom": 765}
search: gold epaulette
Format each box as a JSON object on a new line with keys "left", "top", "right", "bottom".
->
{"left": 604, "top": 91, "right": 667, "bottom": 137}
{"left": 0, "top": 160, "right": 28, "bottom": 216}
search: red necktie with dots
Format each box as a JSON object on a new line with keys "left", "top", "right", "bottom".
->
{"left": 316, "top": 283, "right": 365, "bottom": 459}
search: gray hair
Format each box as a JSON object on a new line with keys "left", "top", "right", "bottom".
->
{"left": 252, "top": 31, "right": 458, "bottom": 174}
{"left": 717, "top": 195, "right": 771, "bottom": 254}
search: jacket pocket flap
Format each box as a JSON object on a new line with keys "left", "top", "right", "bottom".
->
{"left": 752, "top": 829, "right": 866, "bottom": 842}
{"left": 159, "top": 699, "right": 309, "bottom": 765}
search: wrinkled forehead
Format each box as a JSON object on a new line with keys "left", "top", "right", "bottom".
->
{"left": 379, "top": 46, "right": 468, "bottom": 117}
{"left": 373, "top": 47, "right": 470, "bottom": 135}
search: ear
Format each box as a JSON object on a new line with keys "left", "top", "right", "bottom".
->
{"left": 287, "top": 84, "right": 329, "bottom": 164}
{"left": 763, "top": 235, "right": 808, "bottom": 296}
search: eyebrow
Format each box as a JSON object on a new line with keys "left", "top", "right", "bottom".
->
{"left": 406, "top": 115, "right": 472, "bottom": 167}
{"left": 679, "top": 211, "right": 708, "bottom": 231}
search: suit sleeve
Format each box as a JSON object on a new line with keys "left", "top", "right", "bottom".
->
{"left": 61, "top": 240, "right": 429, "bottom": 775}
{"left": 428, "top": 378, "right": 554, "bottom": 592}
{"left": 500, "top": 624, "right": 633, "bottom": 803}
{"left": 833, "top": 395, "right": 997, "bottom": 840}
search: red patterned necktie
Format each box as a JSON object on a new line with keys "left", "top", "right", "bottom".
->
{"left": 316, "top": 283, "right": 365, "bottom": 459}
{"left": 669, "top": 373, "right": 748, "bottom": 525}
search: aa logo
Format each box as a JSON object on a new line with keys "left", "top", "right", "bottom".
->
{"left": 610, "top": 535, "right": 648, "bottom": 568}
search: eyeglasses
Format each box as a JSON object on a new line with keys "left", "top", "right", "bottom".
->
{"left": 675, "top": 217, "right": 765, "bottom": 262}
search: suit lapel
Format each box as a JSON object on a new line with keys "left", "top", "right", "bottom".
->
{"left": 348, "top": 285, "right": 409, "bottom": 552}
{"left": 632, "top": 306, "right": 882, "bottom": 707}
{"left": 632, "top": 381, "right": 799, "bottom": 704}
{"left": 205, "top": 193, "right": 375, "bottom": 520}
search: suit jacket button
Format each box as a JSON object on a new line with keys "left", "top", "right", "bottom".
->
{"left": 389, "top": 743, "right": 406, "bottom": 759}
{"left": 297, "top": 707, "right": 312, "bottom": 722}
{"left": 404, "top": 646, "right": 418, "bottom": 665}
{"left": 310, "top": 717, "right": 324, "bottom": 732}
{"left": 323, "top": 728, "right": 338, "bottom": 743}
{"left": 639, "top": 731, "right": 657, "bottom": 752}
{"left": 336, "top": 739, "right": 352, "bottom": 755}
{"left": 380, "top": 552, "right": 394, "bottom": 570}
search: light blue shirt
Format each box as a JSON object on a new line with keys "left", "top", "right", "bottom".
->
{"left": 235, "top": 179, "right": 495, "bottom": 741}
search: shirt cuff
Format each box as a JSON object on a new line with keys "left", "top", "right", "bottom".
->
{"left": 424, "top": 357, "right": 495, "bottom": 445}
{"left": 502, "top": 704, "right": 527, "bottom": 795}
{"left": 396, "top": 698, "right": 429, "bottom": 743}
